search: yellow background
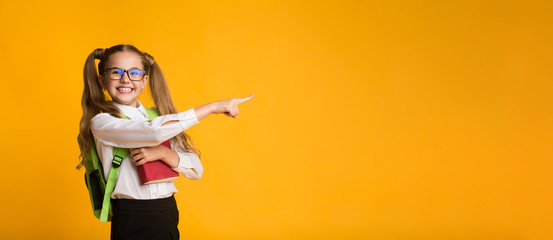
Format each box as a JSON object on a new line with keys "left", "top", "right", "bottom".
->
{"left": 0, "top": 0, "right": 551, "bottom": 239}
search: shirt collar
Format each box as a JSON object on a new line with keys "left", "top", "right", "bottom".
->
{"left": 111, "top": 101, "right": 148, "bottom": 119}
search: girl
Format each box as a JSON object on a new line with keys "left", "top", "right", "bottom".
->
{"left": 77, "top": 44, "right": 254, "bottom": 240}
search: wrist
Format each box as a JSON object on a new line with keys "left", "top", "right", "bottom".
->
{"left": 156, "top": 144, "right": 171, "bottom": 163}
{"left": 163, "top": 147, "right": 180, "bottom": 168}
{"left": 209, "top": 101, "right": 218, "bottom": 114}
{"left": 194, "top": 102, "right": 215, "bottom": 121}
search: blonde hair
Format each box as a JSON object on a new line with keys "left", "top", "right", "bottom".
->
{"left": 77, "top": 44, "right": 199, "bottom": 169}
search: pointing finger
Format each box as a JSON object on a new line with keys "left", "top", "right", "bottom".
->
{"left": 236, "top": 94, "right": 255, "bottom": 104}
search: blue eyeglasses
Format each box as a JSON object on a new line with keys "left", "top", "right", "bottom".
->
{"left": 104, "top": 68, "right": 147, "bottom": 81}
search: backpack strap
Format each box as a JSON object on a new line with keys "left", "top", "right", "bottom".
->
{"left": 145, "top": 107, "right": 160, "bottom": 120}
{"left": 98, "top": 109, "right": 159, "bottom": 222}
{"left": 99, "top": 147, "right": 130, "bottom": 222}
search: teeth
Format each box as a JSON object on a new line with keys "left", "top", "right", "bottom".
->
{"left": 118, "top": 87, "right": 132, "bottom": 92}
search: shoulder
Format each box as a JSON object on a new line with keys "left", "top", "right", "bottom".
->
{"left": 90, "top": 112, "right": 120, "bottom": 128}
{"left": 91, "top": 112, "right": 113, "bottom": 122}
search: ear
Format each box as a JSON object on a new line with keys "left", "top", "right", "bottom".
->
{"left": 98, "top": 75, "right": 105, "bottom": 90}
{"left": 143, "top": 75, "right": 149, "bottom": 90}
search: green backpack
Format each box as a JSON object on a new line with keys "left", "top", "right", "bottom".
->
{"left": 79, "top": 108, "right": 160, "bottom": 222}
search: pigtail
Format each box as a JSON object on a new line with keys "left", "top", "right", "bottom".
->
{"left": 145, "top": 53, "right": 201, "bottom": 157}
{"left": 77, "top": 48, "right": 123, "bottom": 169}
{"left": 145, "top": 54, "right": 177, "bottom": 115}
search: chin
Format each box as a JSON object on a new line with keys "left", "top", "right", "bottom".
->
{"left": 115, "top": 99, "right": 138, "bottom": 107}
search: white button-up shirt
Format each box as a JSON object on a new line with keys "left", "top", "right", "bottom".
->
{"left": 91, "top": 101, "right": 202, "bottom": 199}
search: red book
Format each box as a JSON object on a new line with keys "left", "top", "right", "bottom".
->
{"left": 137, "top": 140, "right": 179, "bottom": 185}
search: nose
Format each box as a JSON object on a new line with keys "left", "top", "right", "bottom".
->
{"left": 119, "top": 71, "right": 131, "bottom": 83}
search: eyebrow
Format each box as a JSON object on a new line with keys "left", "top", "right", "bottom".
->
{"left": 106, "top": 67, "right": 144, "bottom": 70}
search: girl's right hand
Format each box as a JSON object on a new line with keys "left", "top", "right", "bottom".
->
{"left": 194, "top": 94, "right": 255, "bottom": 120}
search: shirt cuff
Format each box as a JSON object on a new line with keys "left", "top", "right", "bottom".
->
{"left": 175, "top": 151, "right": 194, "bottom": 169}
{"left": 173, "top": 151, "right": 202, "bottom": 180}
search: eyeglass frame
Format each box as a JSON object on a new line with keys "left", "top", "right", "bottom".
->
{"left": 103, "top": 67, "right": 148, "bottom": 81}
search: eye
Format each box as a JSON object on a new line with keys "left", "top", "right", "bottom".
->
{"left": 129, "top": 70, "right": 143, "bottom": 76}
{"left": 110, "top": 69, "right": 123, "bottom": 75}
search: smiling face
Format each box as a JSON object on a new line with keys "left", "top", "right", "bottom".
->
{"left": 98, "top": 51, "right": 148, "bottom": 107}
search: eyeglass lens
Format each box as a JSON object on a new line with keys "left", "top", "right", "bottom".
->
{"left": 107, "top": 68, "right": 145, "bottom": 81}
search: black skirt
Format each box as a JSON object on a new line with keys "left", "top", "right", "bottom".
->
{"left": 111, "top": 195, "right": 179, "bottom": 240}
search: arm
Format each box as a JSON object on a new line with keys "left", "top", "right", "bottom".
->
{"left": 130, "top": 143, "right": 203, "bottom": 180}
{"left": 92, "top": 94, "right": 255, "bottom": 148}
{"left": 91, "top": 109, "right": 198, "bottom": 148}
{"left": 130, "top": 144, "right": 179, "bottom": 168}
{"left": 148, "top": 94, "right": 256, "bottom": 126}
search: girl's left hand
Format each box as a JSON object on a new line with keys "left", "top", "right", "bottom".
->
{"left": 194, "top": 94, "right": 255, "bottom": 121}
{"left": 131, "top": 145, "right": 171, "bottom": 166}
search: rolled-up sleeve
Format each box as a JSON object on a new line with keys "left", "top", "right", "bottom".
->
{"left": 173, "top": 150, "right": 203, "bottom": 180}
{"left": 91, "top": 109, "right": 199, "bottom": 148}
